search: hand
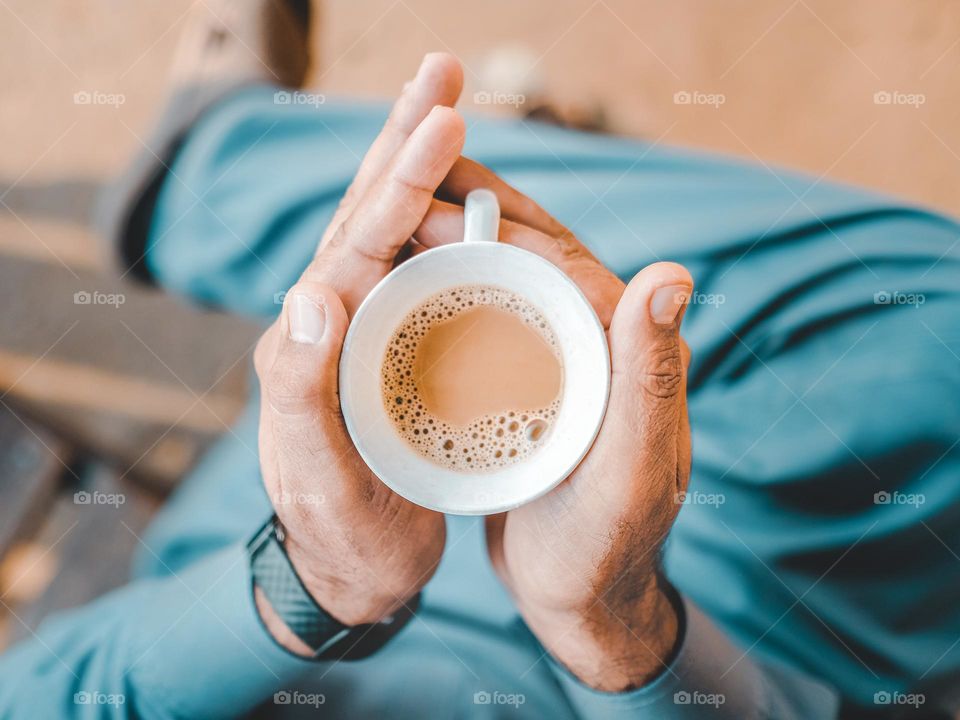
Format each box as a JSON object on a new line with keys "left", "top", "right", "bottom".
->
{"left": 491, "top": 263, "right": 692, "bottom": 692}
{"left": 252, "top": 53, "right": 466, "bottom": 652}
{"left": 414, "top": 158, "right": 693, "bottom": 691}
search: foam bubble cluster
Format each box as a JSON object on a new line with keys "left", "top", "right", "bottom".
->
{"left": 381, "top": 285, "right": 561, "bottom": 472}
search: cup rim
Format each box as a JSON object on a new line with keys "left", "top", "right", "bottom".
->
{"left": 339, "top": 240, "right": 611, "bottom": 515}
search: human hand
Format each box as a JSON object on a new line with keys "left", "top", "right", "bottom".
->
{"left": 413, "top": 157, "right": 693, "bottom": 691}
{"left": 489, "top": 262, "right": 693, "bottom": 692}
{"left": 252, "top": 53, "right": 466, "bottom": 652}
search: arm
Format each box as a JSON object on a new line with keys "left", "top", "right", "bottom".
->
{"left": 545, "top": 591, "right": 840, "bottom": 719}
{"left": 0, "top": 543, "right": 316, "bottom": 719}
{"left": 431, "top": 154, "right": 844, "bottom": 718}
{"left": 0, "top": 53, "right": 468, "bottom": 715}
{"left": 505, "top": 266, "right": 837, "bottom": 718}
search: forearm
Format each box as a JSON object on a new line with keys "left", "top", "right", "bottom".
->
{"left": 539, "top": 592, "right": 841, "bottom": 719}
{"left": 527, "top": 575, "right": 679, "bottom": 692}
{"left": 0, "top": 543, "right": 316, "bottom": 719}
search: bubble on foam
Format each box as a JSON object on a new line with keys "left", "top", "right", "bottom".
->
{"left": 381, "top": 284, "right": 562, "bottom": 472}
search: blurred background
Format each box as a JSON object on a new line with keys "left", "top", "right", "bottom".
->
{"left": 1, "top": 0, "right": 959, "bottom": 650}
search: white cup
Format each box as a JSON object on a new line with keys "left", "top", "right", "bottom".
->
{"left": 339, "top": 189, "right": 610, "bottom": 515}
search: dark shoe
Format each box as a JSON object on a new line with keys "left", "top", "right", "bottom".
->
{"left": 95, "top": 0, "right": 313, "bottom": 283}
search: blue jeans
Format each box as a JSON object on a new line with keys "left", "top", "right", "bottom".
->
{"left": 1, "top": 86, "right": 957, "bottom": 718}
{"left": 147, "top": 86, "right": 960, "bottom": 710}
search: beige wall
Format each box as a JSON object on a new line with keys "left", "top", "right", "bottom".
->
{"left": 0, "top": 0, "right": 957, "bottom": 452}
{"left": 0, "top": 0, "right": 957, "bottom": 659}
{"left": 3, "top": 1, "right": 959, "bottom": 230}
{"left": 320, "top": 0, "right": 960, "bottom": 215}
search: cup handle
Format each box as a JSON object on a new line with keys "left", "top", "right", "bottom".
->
{"left": 463, "top": 189, "right": 500, "bottom": 244}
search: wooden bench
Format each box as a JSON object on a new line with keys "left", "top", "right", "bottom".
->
{"left": 0, "top": 401, "right": 161, "bottom": 651}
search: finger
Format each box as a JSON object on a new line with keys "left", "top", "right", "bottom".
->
{"left": 416, "top": 198, "right": 564, "bottom": 258}
{"left": 601, "top": 262, "right": 693, "bottom": 488}
{"left": 676, "top": 354, "right": 692, "bottom": 496}
{"left": 254, "top": 282, "right": 357, "bottom": 499}
{"left": 407, "top": 237, "right": 431, "bottom": 257}
{"left": 307, "top": 107, "right": 466, "bottom": 311}
{"left": 338, "top": 107, "right": 465, "bottom": 257}
{"left": 257, "top": 282, "right": 349, "bottom": 417}
{"left": 558, "top": 263, "right": 692, "bottom": 539}
{"left": 484, "top": 513, "right": 511, "bottom": 585}
{"left": 438, "top": 157, "right": 614, "bottom": 285}
{"left": 321, "top": 52, "right": 464, "bottom": 247}
{"left": 415, "top": 199, "right": 624, "bottom": 325}
{"left": 438, "top": 157, "right": 566, "bottom": 237}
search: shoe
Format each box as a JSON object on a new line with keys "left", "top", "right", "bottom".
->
{"left": 95, "top": 0, "right": 313, "bottom": 283}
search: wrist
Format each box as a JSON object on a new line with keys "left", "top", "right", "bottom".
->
{"left": 248, "top": 517, "right": 422, "bottom": 659}
{"left": 284, "top": 538, "right": 408, "bottom": 626}
{"left": 526, "top": 576, "right": 680, "bottom": 692}
{"left": 255, "top": 585, "right": 315, "bottom": 657}
{"left": 280, "top": 527, "right": 413, "bottom": 627}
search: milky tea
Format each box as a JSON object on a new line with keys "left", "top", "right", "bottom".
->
{"left": 380, "top": 285, "right": 564, "bottom": 471}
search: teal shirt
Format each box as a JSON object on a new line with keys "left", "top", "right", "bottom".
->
{"left": 2, "top": 87, "right": 958, "bottom": 718}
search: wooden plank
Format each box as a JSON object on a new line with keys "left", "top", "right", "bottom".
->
{"left": 0, "top": 215, "right": 100, "bottom": 272}
{"left": 3, "top": 462, "right": 160, "bottom": 650}
{"left": 0, "top": 401, "right": 71, "bottom": 560}
{"left": 0, "top": 253, "right": 258, "bottom": 488}
{"left": 0, "top": 349, "right": 245, "bottom": 433}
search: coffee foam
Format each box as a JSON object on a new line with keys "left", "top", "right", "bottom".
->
{"left": 381, "top": 285, "right": 562, "bottom": 472}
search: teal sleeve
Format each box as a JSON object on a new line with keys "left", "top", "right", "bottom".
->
{"left": 546, "top": 597, "right": 840, "bottom": 719}
{"left": 0, "top": 543, "right": 317, "bottom": 719}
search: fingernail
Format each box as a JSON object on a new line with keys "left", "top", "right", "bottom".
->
{"left": 289, "top": 293, "right": 326, "bottom": 344}
{"left": 412, "top": 53, "right": 434, "bottom": 83}
{"left": 401, "top": 60, "right": 425, "bottom": 93}
{"left": 650, "top": 285, "right": 690, "bottom": 325}
{"left": 421, "top": 52, "right": 443, "bottom": 69}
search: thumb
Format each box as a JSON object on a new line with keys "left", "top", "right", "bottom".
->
{"left": 263, "top": 282, "right": 350, "bottom": 419}
{"left": 255, "top": 282, "right": 352, "bottom": 503}
{"left": 603, "top": 262, "right": 693, "bottom": 473}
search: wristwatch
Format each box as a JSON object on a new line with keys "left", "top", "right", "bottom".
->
{"left": 247, "top": 515, "right": 419, "bottom": 660}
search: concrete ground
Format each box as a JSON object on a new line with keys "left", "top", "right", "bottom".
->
{"left": 1, "top": 0, "right": 959, "bottom": 648}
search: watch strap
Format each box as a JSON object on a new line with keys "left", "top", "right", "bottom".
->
{"left": 248, "top": 516, "right": 418, "bottom": 660}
